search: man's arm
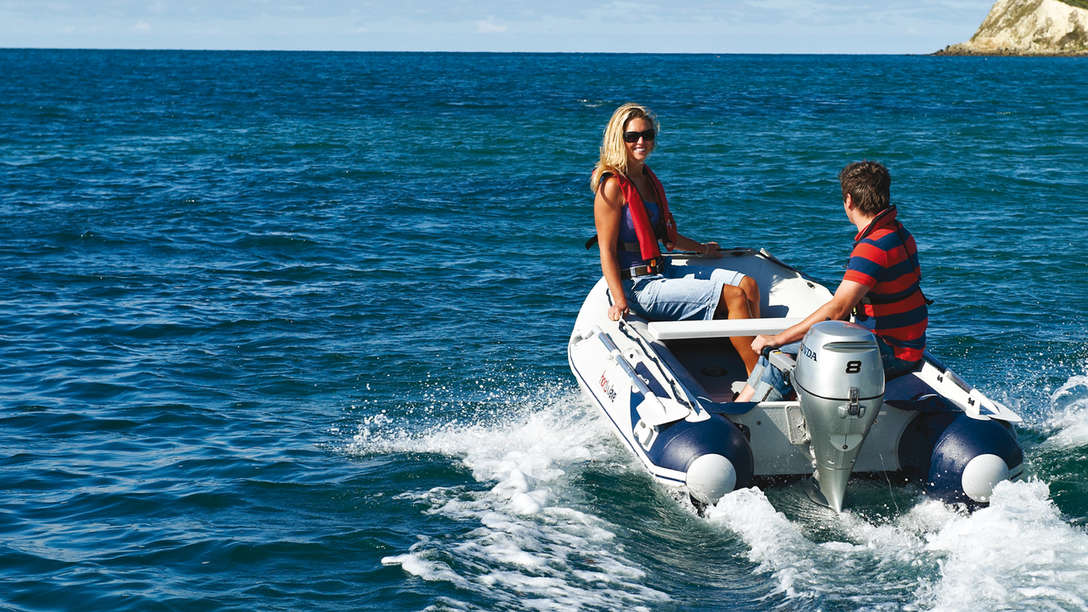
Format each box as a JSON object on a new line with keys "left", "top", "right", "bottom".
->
{"left": 751, "top": 280, "right": 871, "bottom": 353}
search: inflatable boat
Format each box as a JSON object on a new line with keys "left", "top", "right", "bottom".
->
{"left": 567, "top": 249, "right": 1023, "bottom": 512}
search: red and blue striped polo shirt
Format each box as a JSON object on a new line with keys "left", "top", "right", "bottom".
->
{"left": 842, "top": 207, "right": 928, "bottom": 362}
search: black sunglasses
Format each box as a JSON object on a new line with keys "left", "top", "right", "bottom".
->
{"left": 623, "top": 129, "right": 656, "bottom": 143}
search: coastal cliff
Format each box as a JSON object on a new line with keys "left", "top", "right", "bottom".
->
{"left": 938, "top": 0, "right": 1088, "bottom": 55}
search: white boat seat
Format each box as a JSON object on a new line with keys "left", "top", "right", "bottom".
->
{"left": 645, "top": 317, "right": 804, "bottom": 341}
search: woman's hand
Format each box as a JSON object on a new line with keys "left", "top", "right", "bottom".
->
{"left": 608, "top": 301, "right": 629, "bottom": 321}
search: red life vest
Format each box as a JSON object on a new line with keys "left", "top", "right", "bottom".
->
{"left": 611, "top": 168, "right": 678, "bottom": 261}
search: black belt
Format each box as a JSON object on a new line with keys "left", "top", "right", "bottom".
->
{"left": 621, "top": 258, "right": 663, "bottom": 280}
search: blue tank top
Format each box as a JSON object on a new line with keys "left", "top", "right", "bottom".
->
{"left": 619, "top": 201, "right": 660, "bottom": 268}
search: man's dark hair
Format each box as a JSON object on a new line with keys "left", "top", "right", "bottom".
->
{"left": 839, "top": 161, "right": 891, "bottom": 215}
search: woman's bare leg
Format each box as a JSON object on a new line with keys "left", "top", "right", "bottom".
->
{"left": 740, "top": 275, "right": 760, "bottom": 319}
{"left": 715, "top": 284, "right": 759, "bottom": 374}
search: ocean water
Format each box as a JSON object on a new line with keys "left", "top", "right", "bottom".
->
{"left": 1, "top": 49, "right": 1087, "bottom": 610}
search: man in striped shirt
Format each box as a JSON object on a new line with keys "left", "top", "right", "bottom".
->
{"left": 736, "top": 161, "right": 927, "bottom": 402}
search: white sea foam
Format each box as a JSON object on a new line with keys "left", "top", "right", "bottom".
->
{"left": 705, "top": 488, "right": 822, "bottom": 601}
{"left": 706, "top": 478, "right": 1088, "bottom": 611}
{"left": 358, "top": 368, "right": 1088, "bottom": 610}
{"left": 1039, "top": 370, "right": 1088, "bottom": 449}
{"left": 706, "top": 488, "right": 933, "bottom": 608}
{"left": 696, "top": 364, "right": 1088, "bottom": 609}
{"left": 353, "top": 388, "right": 669, "bottom": 610}
{"left": 919, "top": 479, "right": 1088, "bottom": 611}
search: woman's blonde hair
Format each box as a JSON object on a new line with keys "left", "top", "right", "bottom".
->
{"left": 590, "top": 103, "right": 658, "bottom": 193}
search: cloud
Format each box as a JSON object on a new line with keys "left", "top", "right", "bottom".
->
{"left": 132, "top": 20, "right": 151, "bottom": 32}
{"left": 475, "top": 17, "right": 507, "bottom": 33}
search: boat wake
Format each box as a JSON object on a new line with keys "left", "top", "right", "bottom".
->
{"left": 347, "top": 385, "right": 670, "bottom": 610}
{"left": 706, "top": 478, "right": 1088, "bottom": 610}
{"left": 1039, "top": 368, "right": 1088, "bottom": 449}
{"left": 705, "top": 365, "right": 1088, "bottom": 611}
{"left": 349, "top": 367, "right": 1088, "bottom": 610}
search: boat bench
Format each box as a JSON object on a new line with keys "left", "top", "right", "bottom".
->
{"left": 645, "top": 317, "right": 803, "bottom": 342}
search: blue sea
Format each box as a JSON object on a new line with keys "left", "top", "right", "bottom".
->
{"left": 2, "top": 49, "right": 1087, "bottom": 610}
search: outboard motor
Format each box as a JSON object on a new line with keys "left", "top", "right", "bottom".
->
{"left": 793, "top": 321, "right": 885, "bottom": 512}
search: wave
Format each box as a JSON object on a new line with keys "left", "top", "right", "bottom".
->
{"left": 1038, "top": 367, "right": 1088, "bottom": 449}
{"left": 706, "top": 479, "right": 1088, "bottom": 611}
{"left": 347, "top": 389, "right": 670, "bottom": 610}
{"left": 701, "top": 366, "right": 1088, "bottom": 610}
{"left": 350, "top": 364, "right": 1088, "bottom": 610}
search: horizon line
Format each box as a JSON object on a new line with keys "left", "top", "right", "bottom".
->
{"left": 1, "top": 46, "right": 948, "bottom": 56}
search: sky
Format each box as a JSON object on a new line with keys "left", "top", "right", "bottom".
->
{"left": 0, "top": 1, "right": 996, "bottom": 54}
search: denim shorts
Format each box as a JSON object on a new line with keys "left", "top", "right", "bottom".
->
{"left": 745, "top": 337, "right": 921, "bottom": 402}
{"left": 621, "top": 259, "right": 747, "bottom": 322}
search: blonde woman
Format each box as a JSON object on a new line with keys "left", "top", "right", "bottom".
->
{"left": 591, "top": 103, "right": 760, "bottom": 373}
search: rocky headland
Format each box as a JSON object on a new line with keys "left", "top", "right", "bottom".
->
{"left": 937, "top": 0, "right": 1088, "bottom": 55}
